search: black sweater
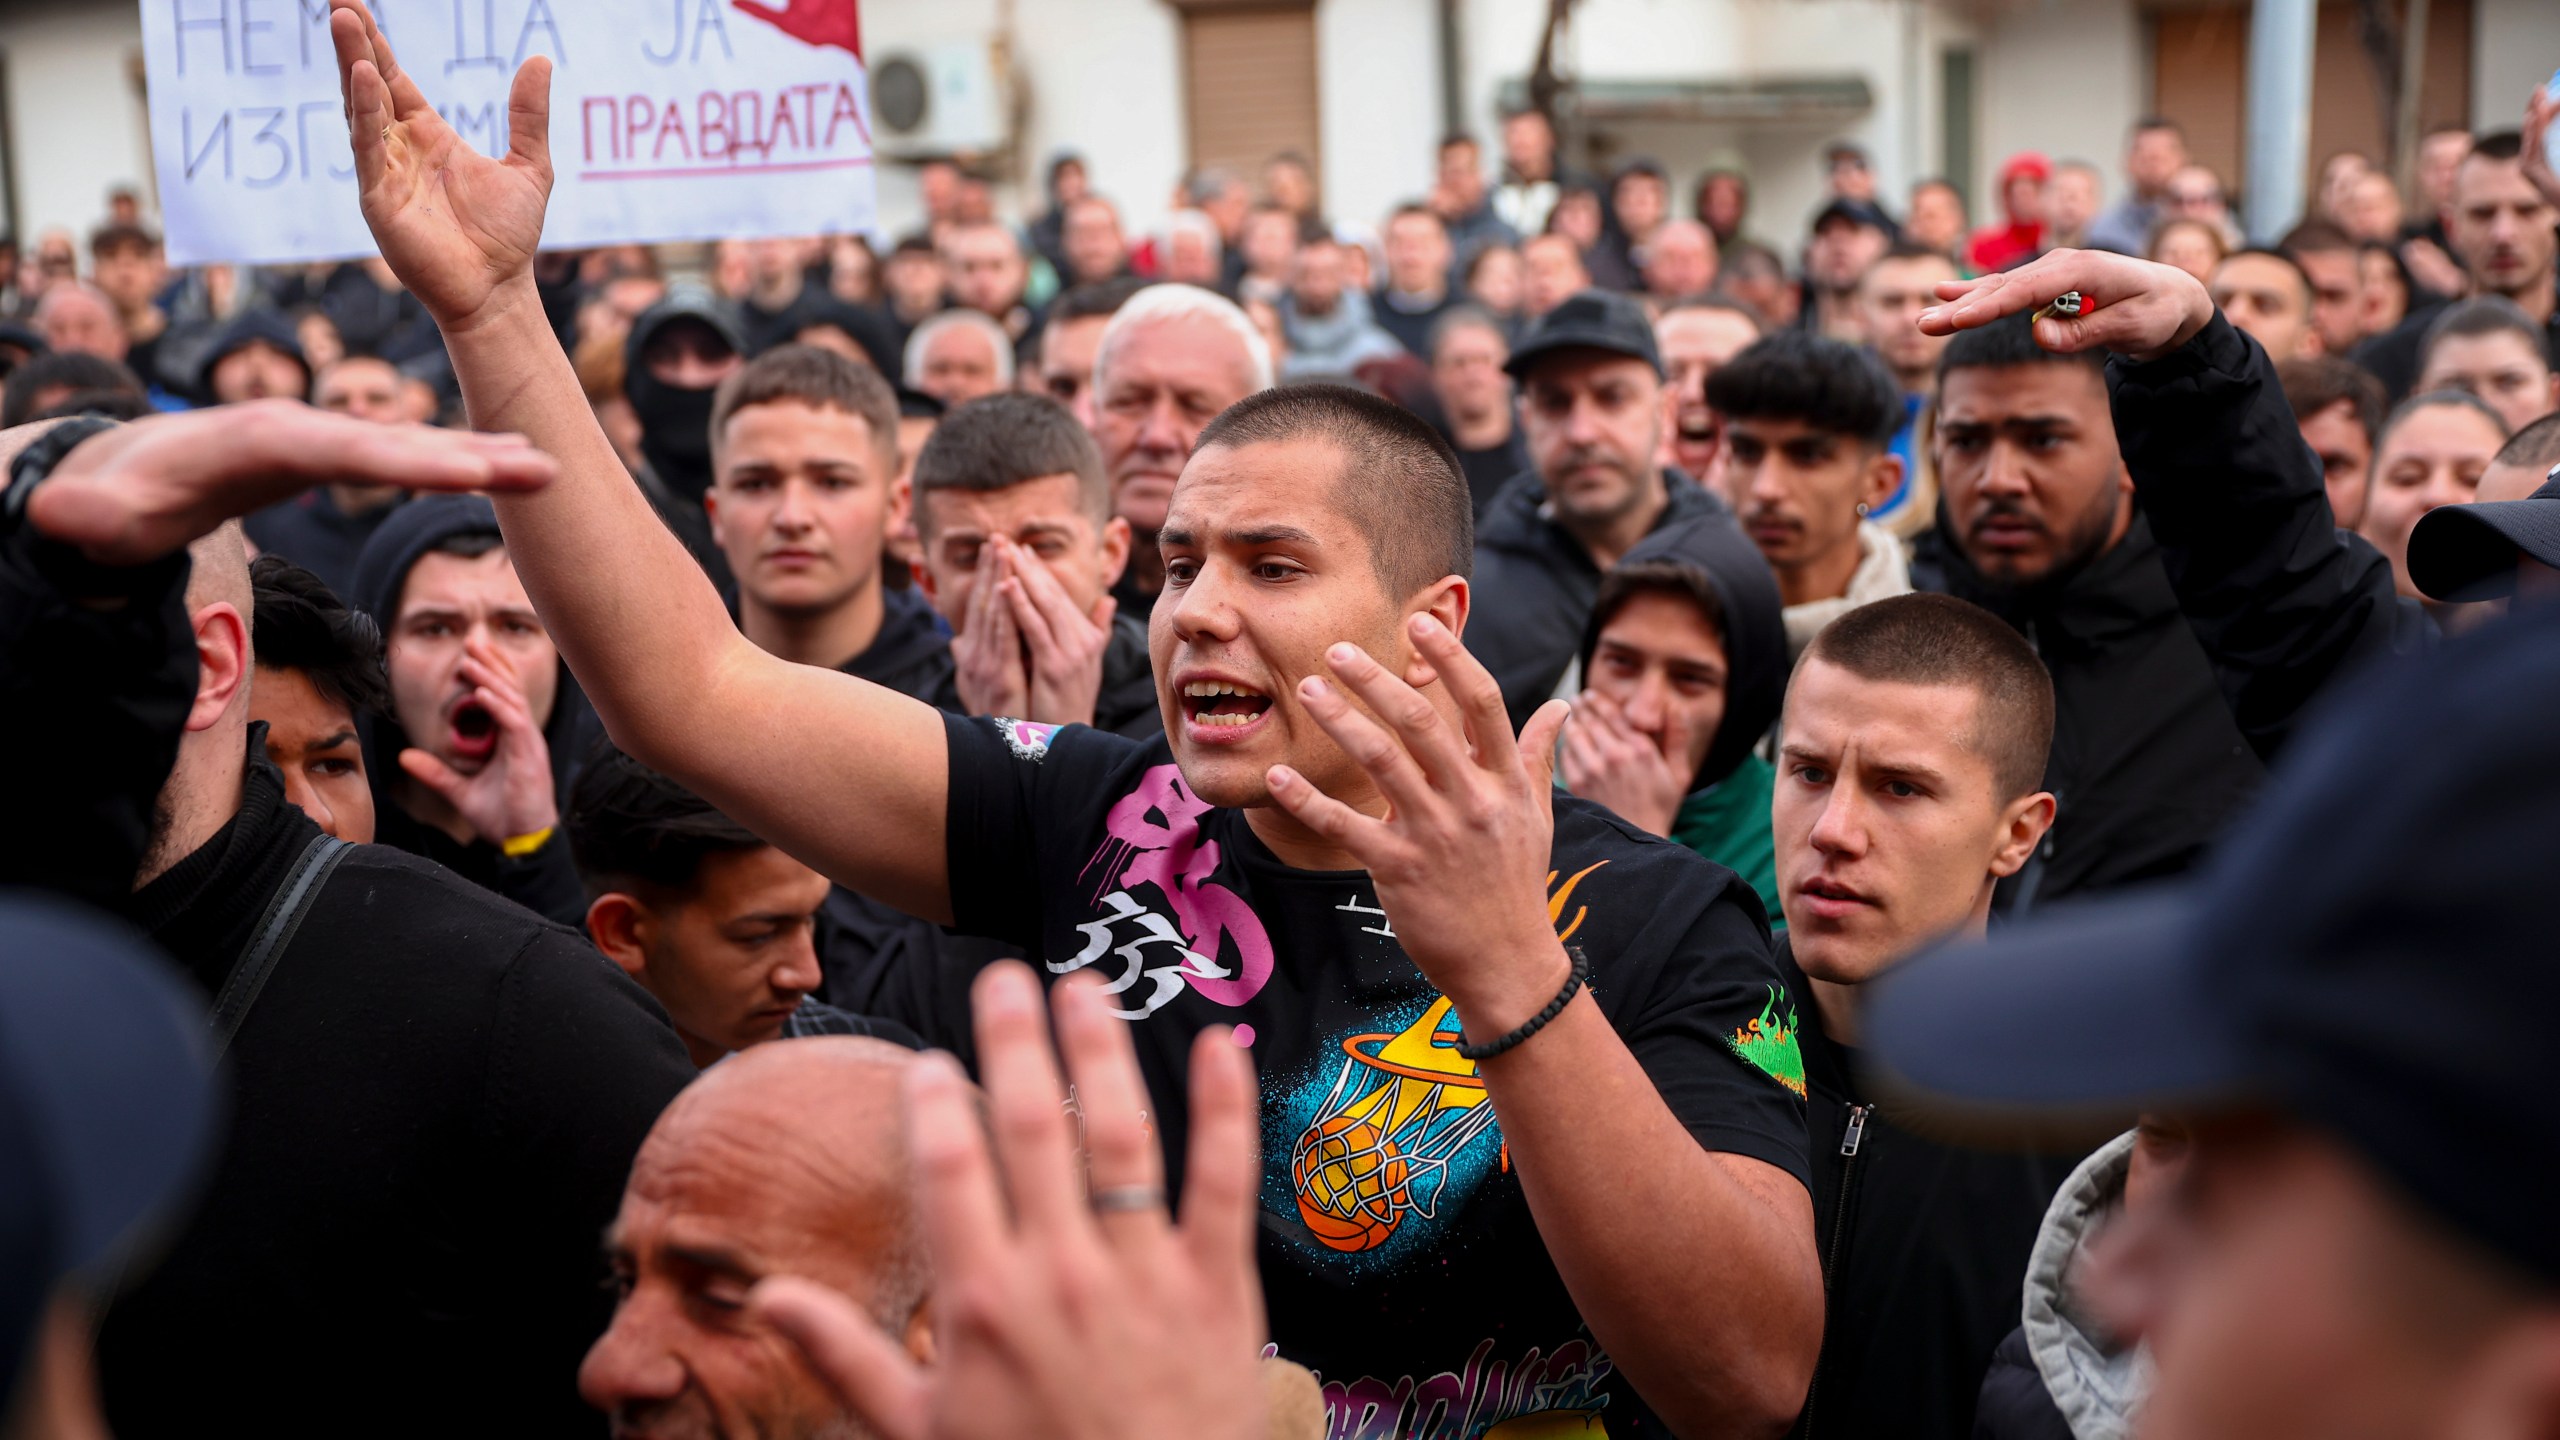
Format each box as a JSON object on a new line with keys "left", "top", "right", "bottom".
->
{"left": 97, "top": 758, "right": 695, "bottom": 1436}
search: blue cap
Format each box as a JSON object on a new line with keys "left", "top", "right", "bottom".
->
{"left": 1864, "top": 601, "right": 2560, "bottom": 1285}
{"left": 1, "top": 896, "right": 222, "bottom": 1404}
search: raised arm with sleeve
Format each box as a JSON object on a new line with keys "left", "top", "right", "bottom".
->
{"left": 2109, "top": 314, "right": 2433, "bottom": 761}
{"left": 325, "top": 2, "right": 954, "bottom": 920}
{"left": 0, "top": 418, "right": 197, "bottom": 910}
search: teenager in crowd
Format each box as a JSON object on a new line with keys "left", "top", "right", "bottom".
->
{"left": 1708, "top": 331, "right": 1912, "bottom": 656}
{"left": 2355, "top": 389, "right": 2509, "bottom": 600}
{"left": 1559, "top": 514, "right": 1788, "bottom": 922}
{"left": 249, "top": 554, "right": 385, "bottom": 844}
{"left": 2279, "top": 354, "right": 2387, "bottom": 529}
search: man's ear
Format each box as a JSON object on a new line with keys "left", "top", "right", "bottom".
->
{"left": 1862, "top": 450, "right": 1905, "bottom": 517}
{"left": 584, "top": 893, "right": 652, "bottom": 981}
{"left": 1403, "top": 576, "right": 1472, "bottom": 689}
{"left": 1989, "top": 791, "right": 2058, "bottom": 879}
{"left": 901, "top": 1295, "right": 936, "bottom": 1368}
{"left": 187, "top": 602, "right": 250, "bottom": 734}
{"left": 911, "top": 555, "right": 938, "bottom": 605}
{"left": 702, "top": 488, "right": 726, "bottom": 548}
{"left": 1097, "top": 514, "right": 1133, "bottom": 589}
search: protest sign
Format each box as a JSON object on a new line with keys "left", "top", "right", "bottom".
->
{"left": 140, "top": 0, "right": 875, "bottom": 266}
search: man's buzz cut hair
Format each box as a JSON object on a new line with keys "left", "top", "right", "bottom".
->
{"left": 1799, "top": 592, "right": 2057, "bottom": 800}
{"left": 1191, "top": 382, "right": 1473, "bottom": 600}
{"left": 2494, "top": 412, "right": 2560, "bottom": 473}
{"left": 711, "top": 343, "right": 900, "bottom": 471}
{"left": 911, "top": 392, "right": 1109, "bottom": 537}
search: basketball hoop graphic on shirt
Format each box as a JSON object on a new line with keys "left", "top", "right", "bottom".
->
{"left": 1290, "top": 997, "right": 1500, "bottom": 1253}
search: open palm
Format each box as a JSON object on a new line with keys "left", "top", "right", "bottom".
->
{"left": 327, "top": 0, "right": 552, "bottom": 329}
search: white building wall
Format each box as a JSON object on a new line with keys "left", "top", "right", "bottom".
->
{"left": 2472, "top": 0, "right": 2560, "bottom": 138}
{"left": 860, "top": 0, "right": 1187, "bottom": 238}
{"left": 1316, "top": 0, "right": 1442, "bottom": 235}
{"left": 1, "top": 0, "right": 153, "bottom": 245}
{"left": 1975, "top": 0, "right": 2146, "bottom": 215}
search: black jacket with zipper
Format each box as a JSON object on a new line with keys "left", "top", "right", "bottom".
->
{"left": 1781, "top": 940, "right": 2077, "bottom": 1440}
{"left": 1913, "top": 316, "right": 2423, "bottom": 908}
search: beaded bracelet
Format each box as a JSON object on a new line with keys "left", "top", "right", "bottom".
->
{"left": 1457, "top": 946, "right": 1591, "bottom": 1062}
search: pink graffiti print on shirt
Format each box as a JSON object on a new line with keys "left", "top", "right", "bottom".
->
{"left": 1069, "top": 764, "right": 1275, "bottom": 1014}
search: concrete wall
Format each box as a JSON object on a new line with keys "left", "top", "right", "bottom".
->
{"left": 2472, "top": 0, "right": 2560, "bottom": 137}
{"left": 1975, "top": 0, "right": 2146, "bottom": 214}
{"left": 1, "top": 0, "right": 153, "bottom": 245}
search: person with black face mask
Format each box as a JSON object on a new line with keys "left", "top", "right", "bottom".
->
{"left": 622, "top": 287, "right": 746, "bottom": 593}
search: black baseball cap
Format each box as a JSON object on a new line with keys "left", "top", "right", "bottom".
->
{"left": 1862, "top": 601, "right": 2560, "bottom": 1286}
{"left": 1505, "top": 289, "right": 1663, "bottom": 380}
{"left": 2407, "top": 464, "right": 2560, "bottom": 602}
{"left": 1812, "top": 197, "right": 1897, "bottom": 236}
{"left": 1, "top": 896, "right": 222, "bottom": 1404}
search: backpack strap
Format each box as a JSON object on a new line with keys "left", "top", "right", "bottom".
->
{"left": 208, "top": 834, "right": 352, "bottom": 1060}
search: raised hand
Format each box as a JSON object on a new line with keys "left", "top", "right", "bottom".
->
{"left": 1264, "top": 614, "right": 1577, "bottom": 1045}
{"left": 2526, "top": 83, "right": 2560, "bottom": 211}
{"left": 752, "top": 965, "right": 1266, "bottom": 1440}
{"left": 733, "top": 0, "right": 865, "bottom": 59}
{"left": 397, "top": 637, "right": 560, "bottom": 847}
{"left": 328, "top": 0, "right": 552, "bottom": 331}
{"left": 950, "top": 539, "right": 1032, "bottom": 719}
{"left": 1915, "top": 247, "right": 2214, "bottom": 364}
{"left": 1559, "top": 689, "right": 1688, "bottom": 838}
{"left": 15, "top": 402, "right": 553, "bottom": 566}
{"left": 1003, "top": 548, "right": 1117, "bottom": 729}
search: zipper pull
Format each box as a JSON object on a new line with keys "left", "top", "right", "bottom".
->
{"left": 1840, "top": 1104, "right": 1871, "bottom": 1157}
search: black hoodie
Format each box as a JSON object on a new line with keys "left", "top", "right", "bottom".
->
{"left": 1468, "top": 465, "right": 1733, "bottom": 728}
{"left": 1574, "top": 512, "right": 1787, "bottom": 796}
{"left": 622, "top": 293, "right": 745, "bottom": 593}
{"left": 350, "top": 495, "right": 598, "bottom": 925}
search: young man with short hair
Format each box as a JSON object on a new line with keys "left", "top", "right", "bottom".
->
{"left": 908, "top": 392, "right": 1156, "bottom": 736}
{"left": 2353, "top": 131, "right": 2560, "bottom": 398}
{"left": 1426, "top": 305, "right": 1530, "bottom": 514}
{"left": 1774, "top": 592, "right": 2071, "bottom": 1440}
{"left": 704, "top": 344, "right": 951, "bottom": 703}
{"left": 1914, "top": 247, "right": 2425, "bottom": 904}
{"left": 2277, "top": 220, "right": 2367, "bottom": 355}
{"left": 325, "top": 20, "right": 1825, "bottom": 1427}
{"left": 350, "top": 494, "right": 590, "bottom": 923}
{"left": 568, "top": 745, "right": 920, "bottom": 1067}
{"left": 1653, "top": 296, "right": 1764, "bottom": 493}
{"left": 1374, "top": 203, "right": 1458, "bottom": 359}
{"left": 1854, "top": 243, "right": 1961, "bottom": 534}
{"left": 1708, "top": 330, "right": 1912, "bottom": 656}
{"left": 249, "top": 554, "right": 386, "bottom": 844}
{"left": 2279, "top": 354, "right": 2388, "bottom": 528}
{"left": 2210, "top": 248, "right": 2323, "bottom": 361}
{"left": 2413, "top": 296, "right": 2560, "bottom": 433}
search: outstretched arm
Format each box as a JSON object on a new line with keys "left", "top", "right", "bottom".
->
{"left": 326, "top": 2, "right": 954, "bottom": 920}
{"left": 1919, "top": 250, "right": 2430, "bottom": 759}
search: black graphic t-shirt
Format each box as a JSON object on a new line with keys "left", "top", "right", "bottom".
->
{"left": 901, "top": 713, "right": 1811, "bottom": 1439}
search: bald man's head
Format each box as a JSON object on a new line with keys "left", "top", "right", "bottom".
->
{"left": 582, "top": 1038, "right": 937, "bottom": 1439}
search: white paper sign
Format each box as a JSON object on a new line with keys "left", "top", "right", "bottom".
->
{"left": 141, "top": 0, "right": 875, "bottom": 266}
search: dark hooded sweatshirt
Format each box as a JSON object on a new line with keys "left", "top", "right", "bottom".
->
{"left": 351, "top": 495, "right": 599, "bottom": 926}
{"left": 0, "top": 424, "right": 693, "bottom": 1437}
{"left": 1468, "top": 465, "right": 1733, "bottom": 728}
{"left": 622, "top": 300, "right": 740, "bottom": 595}
{"left": 1570, "top": 513, "right": 1789, "bottom": 920}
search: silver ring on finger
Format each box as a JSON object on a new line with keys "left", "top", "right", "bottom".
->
{"left": 1089, "top": 1185, "right": 1167, "bottom": 1215}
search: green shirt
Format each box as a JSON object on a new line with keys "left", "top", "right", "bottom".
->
{"left": 1670, "top": 754, "right": 1783, "bottom": 931}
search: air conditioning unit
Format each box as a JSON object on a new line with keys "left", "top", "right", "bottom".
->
{"left": 869, "top": 43, "right": 1004, "bottom": 158}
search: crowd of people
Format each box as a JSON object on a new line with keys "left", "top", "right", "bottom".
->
{"left": 4, "top": 4, "right": 2559, "bottom": 1437}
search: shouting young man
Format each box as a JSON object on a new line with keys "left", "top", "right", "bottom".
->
{"left": 324, "top": 8, "right": 1823, "bottom": 1433}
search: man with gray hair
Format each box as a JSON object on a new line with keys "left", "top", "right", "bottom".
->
{"left": 1086, "top": 282, "right": 1273, "bottom": 619}
{"left": 581, "top": 1037, "right": 935, "bottom": 1439}
{"left": 903, "top": 308, "right": 1013, "bottom": 409}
